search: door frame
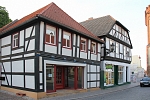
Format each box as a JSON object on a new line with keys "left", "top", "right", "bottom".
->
{"left": 56, "top": 67, "right": 64, "bottom": 89}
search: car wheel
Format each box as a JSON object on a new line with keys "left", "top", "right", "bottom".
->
{"left": 140, "top": 84, "right": 143, "bottom": 87}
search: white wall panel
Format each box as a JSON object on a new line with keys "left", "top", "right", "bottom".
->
{"left": 12, "top": 60, "right": 23, "bottom": 72}
{"left": 91, "top": 74, "right": 96, "bottom": 80}
{"left": 98, "top": 54, "right": 100, "bottom": 61}
{"left": 12, "top": 75, "right": 24, "bottom": 87}
{"left": 25, "top": 76, "right": 35, "bottom": 89}
{"left": 106, "top": 38, "right": 109, "bottom": 49}
{"left": 58, "top": 44, "right": 61, "bottom": 55}
{"left": 91, "top": 65, "right": 96, "bottom": 72}
{"left": 25, "top": 59, "right": 34, "bottom": 72}
{"left": 1, "top": 35, "right": 11, "bottom": 46}
{"left": 27, "top": 39, "right": 35, "bottom": 51}
{"left": 1, "top": 46, "right": 11, "bottom": 56}
{"left": 39, "top": 57, "right": 42, "bottom": 71}
{"left": 45, "top": 45, "right": 57, "bottom": 54}
{"left": 24, "top": 53, "right": 35, "bottom": 57}
{"left": 87, "top": 65, "right": 90, "bottom": 72}
{"left": 77, "top": 35, "right": 80, "bottom": 46}
{"left": 20, "top": 30, "right": 24, "bottom": 46}
{"left": 77, "top": 48, "right": 79, "bottom": 58}
{"left": 58, "top": 28, "right": 62, "bottom": 42}
{"left": 62, "top": 48, "right": 71, "bottom": 56}
{"left": 80, "top": 52, "right": 87, "bottom": 59}
{"left": 73, "top": 47, "right": 75, "bottom": 57}
{"left": 40, "top": 22, "right": 44, "bottom": 51}
{"left": 26, "top": 26, "right": 35, "bottom": 38}
{"left": 88, "top": 74, "right": 90, "bottom": 81}
{"left": 91, "top": 82, "right": 96, "bottom": 87}
{"left": 2, "top": 62, "right": 11, "bottom": 72}
{"left": 88, "top": 40, "right": 91, "bottom": 49}
{"left": 2, "top": 74, "right": 11, "bottom": 85}
{"left": 12, "top": 48, "right": 23, "bottom": 54}
{"left": 11, "top": 55, "right": 22, "bottom": 59}
{"left": 98, "top": 43, "right": 101, "bottom": 52}
{"left": 88, "top": 51, "right": 90, "bottom": 59}
{"left": 91, "top": 54, "right": 96, "bottom": 60}
{"left": 73, "top": 34, "right": 76, "bottom": 45}
{"left": 40, "top": 73, "right": 42, "bottom": 83}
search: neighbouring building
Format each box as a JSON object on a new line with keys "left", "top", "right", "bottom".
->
{"left": 80, "top": 15, "right": 133, "bottom": 88}
{"left": 0, "top": 2, "right": 104, "bottom": 99}
{"left": 131, "top": 55, "right": 144, "bottom": 78}
{"left": 145, "top": 5, "right": 150, "bottom": 77}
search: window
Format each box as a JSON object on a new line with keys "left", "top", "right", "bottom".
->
{"left": 118, "top": 66, "right": 123, "bottom": 83}
{"left": 12, "top": 33, "right": 19, "bottom": 48}
{"left": 45, "top": 25, "right": 56, "bottom": 44}
{"left": 91, "top": 42, "right": 96, "bottom": 54}
{"left": 63, "top": 31, "right": 71, "bottom": 48}
{"left": 80, "top": 38, "right": 86, "bottom": 52}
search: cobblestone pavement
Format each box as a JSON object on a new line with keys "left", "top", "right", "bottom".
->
{"left": 0, "top": 82, "right": 139, "bottom": 100}
{"left": 81, "top": 86, "right": 150, "bottom": 100}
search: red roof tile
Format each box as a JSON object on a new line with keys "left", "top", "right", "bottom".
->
{"left": 0, "top": 2, "right": 104, "bottom": 43}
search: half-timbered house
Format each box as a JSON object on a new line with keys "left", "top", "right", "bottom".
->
{"left": 0, "top": 2, "right": 104, "bottom": 99}
{"left": 80, "top": 15, "right": 133, "bottom": 88}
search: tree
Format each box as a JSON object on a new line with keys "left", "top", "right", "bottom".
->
{"left": 0, "top": 6, "right": 12, "bottom": 28}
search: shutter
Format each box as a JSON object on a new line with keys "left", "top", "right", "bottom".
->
{"left": 63, "top": 39, "right": 66, "bottom": 46}
{"left": 45, "top": 34, "right": 50, "bottom": 43}
{"left": 51, "top": 36, "right": 54, "bottom": 44}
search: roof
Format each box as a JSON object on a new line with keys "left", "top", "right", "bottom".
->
{"left": 80, "top": 15, "right": 129, "bottom": 37}
{"left": 0, "top": 2, "right": 104, "bottom": 43}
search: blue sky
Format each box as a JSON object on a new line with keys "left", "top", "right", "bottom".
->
{"left": 1, "top": 0, "right": 149, "bottom": 70}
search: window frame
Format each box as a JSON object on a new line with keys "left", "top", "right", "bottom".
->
{"left": 62, "top": 31, "right": 71, "bottom": 49}
{"left": 80, "top": 37, "right": 87, "bottom": 52}
{"left": 45, "top": 24, "right": 57, "bottom": 45}
{"left": 91, "top": 41, "right": 97, "bottom": 54}
{"left": 12, "top": 32, "right": 19, "bottom": 48}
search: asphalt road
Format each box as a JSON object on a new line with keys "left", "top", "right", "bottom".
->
{"left": 80, "top": 86, "right": 150, "bottom": 100}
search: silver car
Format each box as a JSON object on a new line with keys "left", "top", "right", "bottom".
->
{"left": 140, "top": 77, "right": 150, "bottom": 87}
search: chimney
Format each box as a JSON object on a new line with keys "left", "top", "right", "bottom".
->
{"left": 88, "top": 17, "right": 93, "bottom": 20}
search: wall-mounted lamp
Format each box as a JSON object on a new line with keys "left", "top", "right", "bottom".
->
{"left": 106, "top": 43, "right": 115, "bottom": 55}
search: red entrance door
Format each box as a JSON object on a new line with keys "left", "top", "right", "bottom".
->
{"left": 56, "top": 67, "right": 64, "bottom": 89}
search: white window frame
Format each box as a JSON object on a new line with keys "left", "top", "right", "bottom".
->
{"left": 80, "top": 38, "right": 86, "bottom": 52}
{"left": 63, "top": 31, "right": 71, "bottom": 48}
{"left": 12, "top": 33, "right": 19, "bottom": 48}
{"left": 45, "top": 25, "right": 56, "bottom": 45}
{"left": 91, "top": 42, "right": 96, "bottom": 54}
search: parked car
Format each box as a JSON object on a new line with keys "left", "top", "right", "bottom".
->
{"left": 140, "top": 77, "right": 150, "bottom": 87}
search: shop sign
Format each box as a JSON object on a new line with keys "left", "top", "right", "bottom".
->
{"left": 106, "top": 64, "right": 113, "bottom": 69}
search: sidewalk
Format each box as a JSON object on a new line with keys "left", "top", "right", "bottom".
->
{"left": 40, "top": 82, "right": 139, "bottom": 100}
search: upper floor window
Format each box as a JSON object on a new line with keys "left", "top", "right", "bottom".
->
{"left": 80, "top": 38, "right": 87, "bottom": 52}
{"left": 45, "top": 25, "right": 56, "bottom": 45}
{"left": 63, "top": 31, "right": 71, "bottom": 48}
{"left": 91, "top": 42, "right": 96, "bottom": 54}
{"left": 12, "top": 33, "right": 19, "bottom": 48}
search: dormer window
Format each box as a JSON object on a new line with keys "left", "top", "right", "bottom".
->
{"left": 12, "top": 33, "right": 19, "bottom": 48}
{"left": 45, "top": 25, "right": 56, "bottom": 45}
{"left": 80, "top": 38, "right": 86, "bottom": 52}
{"left": 91, "top": 42, "right": 96, "bottom": 54}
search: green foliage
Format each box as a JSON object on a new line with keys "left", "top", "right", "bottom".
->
{"left": 0, "top": 6, "right": 12, "bottom": 28}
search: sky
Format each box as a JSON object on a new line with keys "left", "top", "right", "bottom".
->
{"left": 0, "top": 0, "right": 149, "bottom": 70}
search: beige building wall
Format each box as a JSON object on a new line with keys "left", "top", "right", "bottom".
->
{"left": 131, "top": 55, "right": 141, "bottom": 67}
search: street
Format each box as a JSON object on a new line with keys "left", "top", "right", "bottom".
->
{"left": 80, "top": 86, "right": 150, "bottom": 100}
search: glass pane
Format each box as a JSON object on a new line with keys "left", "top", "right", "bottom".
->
{"left": 63, "top": 34, "right": 70, "bottom": 39}
{"left": 46, "top": 65, "right": 54, "bottom": 92}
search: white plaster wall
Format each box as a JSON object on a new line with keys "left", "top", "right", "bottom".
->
{"left": 88, "top": 39, "right": 91, "bottom": 50}
{"left": 25, "top": 59, "right": 34, "bottom": 72}
{"left": 25, "top": 26, "right": 35, "bottom": 38}
{"left": 91, "top": 74, "right": 96, "bottom": 80}
{"left": 20, "top": 30, "right": 24, "bottom": 47}
{"left": 98, "top": 54, "right": 100, "bottom": 61}
{"left": 77, "top": 35, "right": 80, "bottom": 47}
{"left": 58, "top": 28, "right": 62, "bottom": 42}
{"left": 58, "top": 44, "right": 61, "bottom": 55}
{"left": 12, "top": 60, "right": 23, "bottom": 72}
{"left": 62, "top": 48, "right": 71, "bottom": 56}
{"left": 98, "top": 43, "right": 101, "bottom": 52}
{"left": 84, "top": 64, "right": 87, "bottom": 89}
{"left": 2, "top": 62, "right": 11, "bottom": 72}
{"left": 91, "top": 54, "right": 96, "bottom": 60}
{"left": 77, "top": 48, "right": 79, "bottom": 58}
{"left": 73, "top": 34, "right": 76, "bottom": 45}
{"left": 40, "top": 22, "right": 44, "bottom": 51}
{"left": 39, "top": 57, "right": 42, "bottom": 71}
{"left": 24, "top": 53, "right": 35, "bottom": 57}
{"left": 73, "top": 47, "right": 75, "bottom": 57}
{"left": 25, "top": 75, "right": 35, "bottom": 89}
{"left": 106, "top": 38, "right": 109, "bottom": 49}
{"left": 2, "top": 74, "right": 11, "bottom": 85}
{"left": 12, "top": 48, "right": 23, "bottom": 54}
{"left": 1, "top": 46, "right": 11, "bottom": 56}
{"left": 45, "top": 45, "right": 57, "bottom": 54}
{"left": 80, "top": 52, "right": 87, "bottom": 59}
{"left": 40, "top": 73, "right": 42, "bottom": 83}
{"left": 91, "top": 82, "right": 96, "bottom": 87}
{"left": 123, "top": 66, "right": 126, "bottom": 82}
{"left": 90, "top": 65, "right": 96, "bottom": 72}
{"left": 27, "top": 39, "right": 35, "bottom": 51}
{"left": 88, "top": 51, "right": 90, "bottom": 59}
{"left": 12, "top": 75, "right": 23, "bottom": 87}
{"left": 1, "top": 35, "right": 11, "bottom": 46}
{"left": 11, "top": 55, "right": 22, "bottom": 59}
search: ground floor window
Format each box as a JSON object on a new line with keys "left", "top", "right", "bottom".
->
{"left": 104, "top": 64, "right": 114, "bottom": 86}
{"left": 118, "top": 66, "right": 123, "bottom": 83}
